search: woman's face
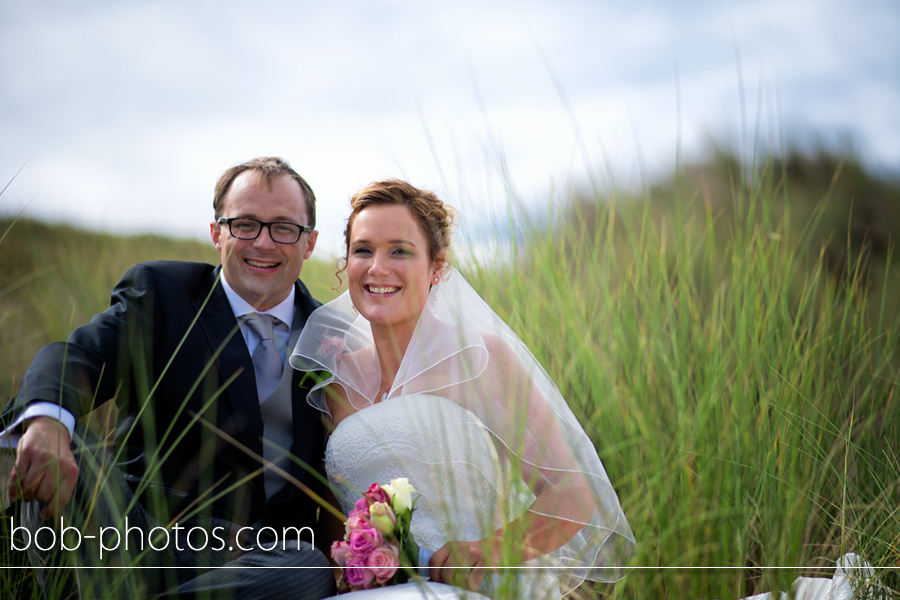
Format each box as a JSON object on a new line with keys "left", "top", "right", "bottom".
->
{"left": 347, "top": 204, "right": 442, "bottom": 335}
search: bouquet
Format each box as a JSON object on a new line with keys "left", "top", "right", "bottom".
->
{"left": 331, "top": 477, "right": 420, "bottom": 591}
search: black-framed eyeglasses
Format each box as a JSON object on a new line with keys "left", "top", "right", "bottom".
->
{"left": 217, "top": 217, "right": 312, "bottom": 244}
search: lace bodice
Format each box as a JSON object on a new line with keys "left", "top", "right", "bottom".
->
{"left": 325, "top": 394, "right": 524, "bottom": 552}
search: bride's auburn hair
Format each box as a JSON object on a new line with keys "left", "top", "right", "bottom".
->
{"left": 336, "top": 179, "right": 456, "bottom": 285}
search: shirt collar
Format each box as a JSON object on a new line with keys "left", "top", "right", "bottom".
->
{"left": 219, "top": 272, "right": 296, "bottom": 328}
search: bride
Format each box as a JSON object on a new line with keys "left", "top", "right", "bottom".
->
{"left": 290, "top": 180, "right": 635, "bottom": 598}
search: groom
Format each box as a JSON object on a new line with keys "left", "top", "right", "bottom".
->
{"left": 1, "top": 157, "right": 336, "bottom": 599}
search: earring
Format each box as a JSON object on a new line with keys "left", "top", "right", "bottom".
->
{"left": 432, "top": 277, "right": 439, "bottom": 283}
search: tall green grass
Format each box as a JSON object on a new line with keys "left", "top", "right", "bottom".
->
{"left": 2, "top": 148, "right": 899, "bottom": 598}
{"left": 465, "top": 152, "right": 900, "bottom": 598}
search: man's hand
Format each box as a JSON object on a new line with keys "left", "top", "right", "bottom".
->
{"left": 8, "top": 416, "right": 78, "bottom": 519}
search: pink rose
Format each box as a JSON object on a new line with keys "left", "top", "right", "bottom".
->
{"left": 317, "top": 335, "right": 345, "bottom": 360}
{"left": 344, "top": 555, "right": 375, "bottom": 589}
{"left": 354, "top": 497, "right": 369, "bottom": 514}
{"left": 348, "top": 506, "right": 369, "bottom": 522}
{"left": 330, "top": 540, "right": 350, "bottom": 567}
{"left": 348, "top": 524, "right": 383, "bottom": 557}
{"left": 367, "top": 543, "right": 400, "bottom": 584}
{"left": 364, "top": 483, "right": 390, "bottom": 506}
{"left": 344, "top": 510, "right": 368, "bottom": 538}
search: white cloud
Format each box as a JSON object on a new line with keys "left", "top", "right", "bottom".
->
{"left": 1, "top": 0, "right": 898, "bottom": 259}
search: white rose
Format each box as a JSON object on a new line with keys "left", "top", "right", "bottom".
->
{"left": 385, "top": 477, "right": 415, "bottom": 514}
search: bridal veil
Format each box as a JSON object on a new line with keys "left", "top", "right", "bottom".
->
{"left": 290, "top": 268, "right": 635, "bottom": 593}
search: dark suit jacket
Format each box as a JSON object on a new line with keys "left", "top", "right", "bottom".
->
{"left": 7, "top": 261, "right": 326, "bottom": 533}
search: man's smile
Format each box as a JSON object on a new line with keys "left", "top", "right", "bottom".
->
{"left": 245, "top": 258, "right": 281, "bottom": 269}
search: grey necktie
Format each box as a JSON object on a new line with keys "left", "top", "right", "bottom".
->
{"left": 243, "top": 313, "right": 285, "bottom": 404}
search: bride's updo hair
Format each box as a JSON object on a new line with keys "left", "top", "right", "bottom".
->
{"left": 337, "top": 179, "right": 456, "bottom": 283}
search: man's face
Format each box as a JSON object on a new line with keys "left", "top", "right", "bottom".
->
{"left": 210, "top": 171, "right": 317, "bottom": 310}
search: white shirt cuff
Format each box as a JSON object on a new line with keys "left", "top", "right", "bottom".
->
{"left": 0, "top": 403, "right": 77, "bottom": 449}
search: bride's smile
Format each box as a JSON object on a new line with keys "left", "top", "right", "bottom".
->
{"left": 347, "top": 204, "right": 443, "bottom": 338}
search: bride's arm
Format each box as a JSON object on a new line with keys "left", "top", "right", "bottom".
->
{"left": 429, "top": 446, "right": 593, "bottom": 590}
{"left": 429, "top": 336, "right": 595, "bottom": 590}
{"left": 429, "top": 467, "right": 592, "bottom": 590}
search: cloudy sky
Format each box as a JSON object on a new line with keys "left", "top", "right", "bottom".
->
{"left": 2, "top": 1, "right": 898, "bottom": 258}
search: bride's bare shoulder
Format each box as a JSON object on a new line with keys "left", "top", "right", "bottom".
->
{"left": 323, "top": 382, "right": 353, "bottom": 429}
{"left": 324, "top": 346, "right": 378, "bottom": 429}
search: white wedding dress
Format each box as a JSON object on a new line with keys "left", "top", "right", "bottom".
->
{"left": 324, "top": 394, "right": 561, "bottom": 599}
{"left": 292, "top": 268, "right": 636, "bottom": 599}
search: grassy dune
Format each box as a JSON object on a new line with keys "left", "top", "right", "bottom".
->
{"left": 0, "top": 219, "right": 341, "bottom": 398}
{"left": 2, "top": 149, "right": 899, "bottom": 598}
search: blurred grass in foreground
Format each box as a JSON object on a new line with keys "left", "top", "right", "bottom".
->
{"left": 2, "top": 146, "right": 899, "bottom": 598}
{"left": 0, "top": 219, "right": 342, "bottom": 597}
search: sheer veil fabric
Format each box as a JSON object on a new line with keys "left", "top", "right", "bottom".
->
{"left": 290, "top": 268, "right": 635, "bottom": 593}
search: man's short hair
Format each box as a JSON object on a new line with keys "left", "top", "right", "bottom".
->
{"left": 213, "top": 157, "right": 317, "bottom": 229}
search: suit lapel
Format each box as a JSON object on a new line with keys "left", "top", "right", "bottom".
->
{"left": 192, "top": 266, "right": 264, "bottom": 457}
{"left": 289, "top": 279, "right": 323, "bottom": 484}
